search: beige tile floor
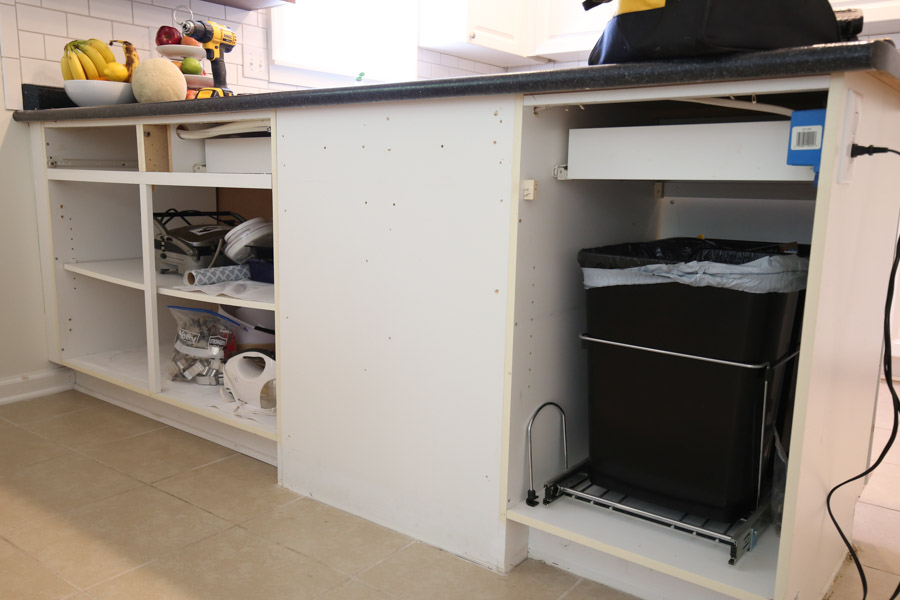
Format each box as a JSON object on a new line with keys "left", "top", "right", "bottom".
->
{"left": 0, "top": 390, "right": 638, "bottom": 600}
{"left": 3, "top": 386, "right": 898, "bottom": 600}
{"left": 826, "top": 380, "right": 900, "bottom": 600}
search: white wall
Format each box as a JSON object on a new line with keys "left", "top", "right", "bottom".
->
{"left": 0, "top": 0, "right": 515, "bottom": 111}
{"left": 0, "top": 59, "right": 54, "bottom": 382}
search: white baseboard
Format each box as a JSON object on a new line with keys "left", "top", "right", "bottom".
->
{"left": 0, "top": 367, "right": 75, "bottom": 405}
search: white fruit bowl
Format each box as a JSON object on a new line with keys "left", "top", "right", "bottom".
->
{"left": 64, "top": 80, "right": 136, "bottom": 107}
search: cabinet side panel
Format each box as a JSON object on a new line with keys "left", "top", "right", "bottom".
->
{"left": 31, "top": 124, "right": 60, "bottom": 364}
{"left": 276, "top": 97, "right": 517, "bottom": 567}
{"left": 777, "top": 72, "right": 900, "bottom": 600}
{"left": 508, "top": 106, "right": 659, "bottom": 505}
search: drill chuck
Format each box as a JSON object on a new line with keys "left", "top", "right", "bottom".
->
{"left": 182, "top": 20, "right": 213, "bottom": 43}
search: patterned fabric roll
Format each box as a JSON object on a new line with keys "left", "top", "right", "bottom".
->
{"left": 183, "top": 265, "right": 251, "bottom": 286}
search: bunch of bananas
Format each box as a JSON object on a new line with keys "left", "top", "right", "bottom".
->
{"left": 60, "top": 39, "right": 138, "bottom": 83}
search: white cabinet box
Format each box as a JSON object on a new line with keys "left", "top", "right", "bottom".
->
{"left": 205, "top": 137, "right": 272, "bottom": 174}
{"left": 567, "top": 121, "right": 816, "bottom": 182}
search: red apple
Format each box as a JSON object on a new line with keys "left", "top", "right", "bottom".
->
{"left": 156, "top": 25, "right": 182, "bottom": 46}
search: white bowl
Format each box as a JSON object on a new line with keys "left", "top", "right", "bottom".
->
{"left": 64, "top": 80, "right": 135, "bottom": 107}
{"left": 156, "top": 44, "right": 206, "bottom": 60}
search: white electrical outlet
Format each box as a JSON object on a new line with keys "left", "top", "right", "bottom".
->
{"left": 838, "top": 89, "right": 863, "bottom": 184}
{"left": 244, "top": 46, "right": 267, "bottom": 80}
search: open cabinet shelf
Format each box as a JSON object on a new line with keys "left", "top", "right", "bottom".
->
{"left": 34, "top": 114, "right": 280, "bottom": 461}
{"left": 46, "top": 169, "right": 272, "bottom": 188}
{"left": 63, "top": 259, "right": 145, "bottom": 290}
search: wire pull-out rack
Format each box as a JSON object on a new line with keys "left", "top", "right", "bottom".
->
{"left": 539, "top": 459, "right": 769, "bottom": 565}
{"left": 524, "top": 393, "right": 774, "bottom": 566}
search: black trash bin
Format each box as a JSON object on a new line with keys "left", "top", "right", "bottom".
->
{"left": 578, "top": 238, "right": 807, "bottom": 522}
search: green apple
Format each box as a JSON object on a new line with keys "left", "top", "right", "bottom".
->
{"left": 181, "top": 57, "right": 203, "bottom": 75}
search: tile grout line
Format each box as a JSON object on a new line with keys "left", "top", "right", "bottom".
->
{"left": 0, "top": 528, "right": 90, "bottom": 595}
{"left": 556, "top": 577, "right": 585, "bottom": 599}
{"left": 857, "top": 499, "right": 900, "bottom": 513}
{"left": 82, "top": 522, "right": 241, "bottom": 594}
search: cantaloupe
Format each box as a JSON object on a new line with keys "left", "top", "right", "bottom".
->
{"left": 131, "top": 58, "right": 187, "bottom": 103}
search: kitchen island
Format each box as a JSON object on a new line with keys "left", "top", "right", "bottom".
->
{"left": 14, "top": 40, "right": 900, "bottom": 600}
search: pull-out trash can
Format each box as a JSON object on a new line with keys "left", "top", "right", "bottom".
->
{"left": 578, "top": 238, "right": 808, "bottom": 522}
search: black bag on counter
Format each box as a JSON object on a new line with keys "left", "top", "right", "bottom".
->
{"left": 584, "top": 0, "right": 861, "bottom": 65}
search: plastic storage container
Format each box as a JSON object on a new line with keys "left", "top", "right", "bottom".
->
{"left": 578, "top": 238, "right": 807, "bottom": 521}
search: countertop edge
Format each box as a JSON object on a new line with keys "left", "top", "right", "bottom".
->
{"left": 13, "top": 41, "right": 900, "bottom": 123}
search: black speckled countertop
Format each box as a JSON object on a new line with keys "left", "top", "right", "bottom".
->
{"left": 13, "top": 41, "right": 900, "bottom": 123}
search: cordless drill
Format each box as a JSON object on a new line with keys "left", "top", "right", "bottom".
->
{"left": 181, "top": 20, "right": 237, "bottom": 98}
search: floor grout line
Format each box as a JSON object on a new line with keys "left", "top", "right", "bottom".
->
{"left": 556, "top": 577, "right": 584, "bottom": 599}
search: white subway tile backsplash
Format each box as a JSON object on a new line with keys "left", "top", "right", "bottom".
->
{"left": 44, "top": 34, "right": 68, "bottom": 60}
{"left": 113, "top": 22, "right": 149, "bottom": 49}
{"left": 16, "top": 5, "right": 67, "bottom": 36}
{"left": 420, "top": 48, "right": 440, "bottom": 64}
{"left": 1, "top": 4, "right": 20, "bottom": 57}
{"left": 21, "top": 56, "right": 61, "bottom": 86}
{"left": 431, "top": 63, "right": 449, "bottom": 78}
{"left": 43, "top": 0, "right": 89, "bottom": 17}
{"left": 457, "top": 58, "right": 474, "bottom": 72}
{"left": 89, "top": 0, "right": 132, "bottom": 24}
{"left": 18, "top": 30, "right": 42, "bottom": 58}
{"left": 225, "top": 6, "right": 254, "bottom": 26}
{"left": 1, "top": 56, "right": 22, "bottom": 108}
{"left": 241, "top": 22, "right": 263, "bottom": 47}
{"left": 67, "top": 13, "right": 112, "bottom": 40}
{"left": 132, "top": 2, "right": 170, "bottom": 27}
{"left": 151, "top": 0, "right": 184, "bottom": 10}
{"left": 190, "top": 0, "right": 224, "bottom": 20}
{"left": 5, "top": 0, "right": 515, "bottom": 94}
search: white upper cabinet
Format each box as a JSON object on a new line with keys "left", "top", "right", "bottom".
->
{"left": 530, "top": 0, "right": 614, "bottom": 62}
{"left": 419, "top": 0, "right": 547, "bottom": 67}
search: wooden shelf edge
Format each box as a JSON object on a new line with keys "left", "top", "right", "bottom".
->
{"left": 63, "top": 259, "right": 145, "bottom": 290}
{"left": 47, "top": 169, "right": 272, "bottom": 189}
{"left": 158, "top": 287, "right": 275, "bottom": 311}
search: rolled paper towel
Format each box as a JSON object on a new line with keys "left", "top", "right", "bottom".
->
{"left": 183, "top": 265, "right": 251, "bottom": 286}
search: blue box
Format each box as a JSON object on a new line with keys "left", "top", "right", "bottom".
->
{"left": 786, "top": 109, "right": 827, "bottom": 178}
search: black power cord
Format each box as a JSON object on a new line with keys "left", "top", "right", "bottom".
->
{"left": 825, "top": 144, "right": 900, "bottom": 600}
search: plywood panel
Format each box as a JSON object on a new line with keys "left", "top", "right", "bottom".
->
{"left": 141, "top": 124, "right": 172, "bottom": 172}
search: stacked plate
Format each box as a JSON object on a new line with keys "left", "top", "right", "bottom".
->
{"left": 156, "top": 44, "right": 214, "bottom": 89}
{"left": 224, "top": 218, "right": 274, "bottom": 263}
